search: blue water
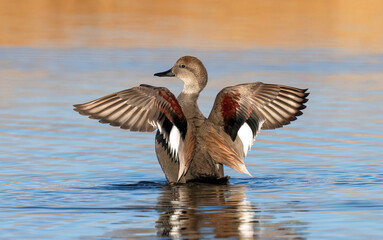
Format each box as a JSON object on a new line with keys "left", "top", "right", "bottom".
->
{"left": 1, "top": 48, "right": 383, "bottom": 239}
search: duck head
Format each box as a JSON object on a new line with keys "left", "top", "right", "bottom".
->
{"left": 154, "top": 56, "right": 208, "bottom": 94}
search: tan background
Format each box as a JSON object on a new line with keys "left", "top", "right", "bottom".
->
{"left": 1, "top": 0, "right": 382, "bottom": 52}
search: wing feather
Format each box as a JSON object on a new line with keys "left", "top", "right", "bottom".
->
{"left": 74, "top": 84, "right": 190, "bottom": 181}
{"left": 208, "top": 82, "right": 309, "bottom": 160}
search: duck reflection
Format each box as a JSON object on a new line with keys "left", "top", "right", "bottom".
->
{"left": 156, "top": 183, "right": 306, "bottom": 239}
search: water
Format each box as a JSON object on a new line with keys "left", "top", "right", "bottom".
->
{"left": 1, "top": 1, "right": 383, "bottom": 239}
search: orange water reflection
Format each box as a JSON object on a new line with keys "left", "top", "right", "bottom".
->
{"left": 1, "top": 0, "right": 382, "bottom": 52}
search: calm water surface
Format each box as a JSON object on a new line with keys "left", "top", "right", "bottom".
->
{"left": 1, "top": 1, "right": 383, "bottom": 239}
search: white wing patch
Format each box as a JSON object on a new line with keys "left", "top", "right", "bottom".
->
{"left": 156, "top": 122, "right": 181, "bottom": 161}
{"left": 155, "top": 122, "right": 181, "bottom": 161}
{"left": 238, "top": 121, "right": 264, "bottom": 156}
{"left": 169, "top": 126, "right": 181, "bottom": 157}
{"left": 155, "top": 121, "right": 185, "bottom": 181}
{"left": 238, "top": 123, "right": 253, "bottom": 156}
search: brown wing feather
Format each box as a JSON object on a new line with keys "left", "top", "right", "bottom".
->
{"left": 206, "top": 82, "right": 308, "bottom": 175}
{"left": 74, "top": 84, "right": 187, "bottom": 136}
{"left": 204, "top": 126, "right": 251, "bottom": 176}
{"left": 209, "top": 82, "right": 309, "bottom": 141}
{"left": 74, "top": 84, "right": 191, "bottom": 182}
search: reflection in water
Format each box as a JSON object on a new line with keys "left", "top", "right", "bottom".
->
{"left": 155, "top": 184, "right": 305, "bottom": 239}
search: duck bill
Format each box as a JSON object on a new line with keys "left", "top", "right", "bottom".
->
{"left": 154, "top": 68, "right": 175, "bottom": 77}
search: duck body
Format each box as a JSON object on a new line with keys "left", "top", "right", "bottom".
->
{"left": 155, "top": 91, "right": 225, "bottom": 183}
{"left": 74, "top": 56, "right": 309, "bottom": 184}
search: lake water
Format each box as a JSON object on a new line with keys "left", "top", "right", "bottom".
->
{"left": 1, "top": 1, "right": 383, "bottom": 239}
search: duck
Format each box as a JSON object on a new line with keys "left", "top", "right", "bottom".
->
{"left": 74, "top": 56, "right": 309, "bottom": 184}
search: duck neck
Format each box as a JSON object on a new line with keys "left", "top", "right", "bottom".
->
{"left": 178, "top": 90, "right": 204, "bottom": 120}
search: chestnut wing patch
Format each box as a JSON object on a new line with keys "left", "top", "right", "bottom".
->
{"left": 219, "top": 91, "right": 263, "bottom": 142}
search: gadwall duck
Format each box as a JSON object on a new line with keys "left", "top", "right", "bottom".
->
{"left": 74, "top": 56, "right": 309, "bottom": 183}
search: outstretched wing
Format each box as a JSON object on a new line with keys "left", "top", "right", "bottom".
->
{"left": 74, "top": 84, "right": 188, "bottom": 179}
{"left": 209, "top": 82, "right": 309, "bottom": 159}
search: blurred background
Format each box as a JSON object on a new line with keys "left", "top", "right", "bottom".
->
{"left": 1, "top": 0, "right": 383, "bottom": 51}
{"left": 1, "top": 0, "right": 383, "bottom": 239}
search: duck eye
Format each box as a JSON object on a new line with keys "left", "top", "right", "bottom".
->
{"left": 180, "top": 64, "right": 186, "bottom": 68}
